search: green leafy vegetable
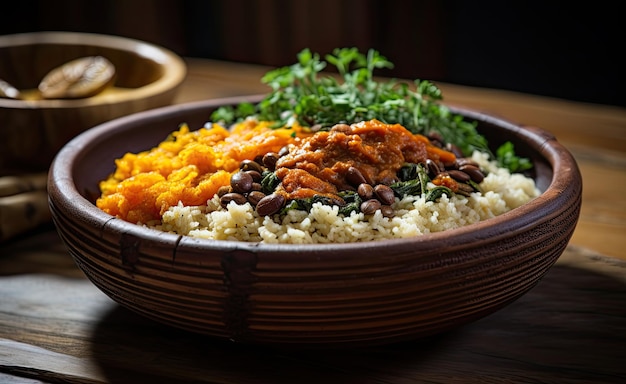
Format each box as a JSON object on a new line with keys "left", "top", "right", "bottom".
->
{"left": 496, "top": 142, "right": 533, "bottom": 173}
{"left": 391, "top": 163, "right": 430, "bottom": 198}
{"left": 425, "top": 186, "right": 453, "bottom": 202}
{"left": 397, "top": 163, "right": 421, "bottom": 182}
{"left": 211, "top": 47, "right": 532, "bottom": 172}
{"left": 260, "top": 171, "right": 281, "bottom": 194}
{"left": 337, "top": 191, "right": 363, "bottom": 216}
{"left": 281, "top": 195, "right": 337, "bottom": 215}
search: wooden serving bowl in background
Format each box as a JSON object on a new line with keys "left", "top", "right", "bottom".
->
{"left": 0, "top": 31, "right": 186, "bottom": 173}
{"left": 47, "top": 96, "right": 582, "bottom": 348}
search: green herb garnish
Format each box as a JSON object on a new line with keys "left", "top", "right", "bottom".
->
{"left": 260, "top": 171, "right": 281, "bottom": 194}
{"left": 391, "top": 163, "right": 430, "bottom": 198}
{"left": 496, "top": 141, "right": 533, "bottom": 173}
{"left": 425, "top": 186, "right": 453, "bottom": 202}
{"left": 211, "top": 47, "right": 532, "bottom": 172}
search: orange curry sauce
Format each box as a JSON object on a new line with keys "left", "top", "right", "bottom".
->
{"left": 274, "top": 119, "right": 457, "bottom": 202}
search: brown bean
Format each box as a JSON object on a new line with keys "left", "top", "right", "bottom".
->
{"left": 245, "top": 170, "right": 263, "bottom": 183}
{"left": 427, "top": 131, "right": 445, "bottom": 147}
{"left": 425, "top": 159, "right": 441, "bottom": 177}
{"left": 447, "top": 169, "right": 471, "bottom": 183}
{"left": 220, "top": 193, "right": 247, "bottom": 208}
{"left": 256, "top": 193, "right": 285, "bottom": 216}
{"left": 446, "top": 143, "right": 465, "bottom": 158}
{"left": 262, "top": 152, "right": 280, "bottom": 170}
{"left": 357, "top": 183, "right": 374, "bottom": 200}
{"left": 374, "top": 184, "right": 395, "bottom": 205}
{"left": 251, "top": 182, "right": 263, "bottom": 192}
{"left": 360, "top": 199, "right": 381, "bottom": 215}
{"left": 247, "top": 191, "right": 266, "bottom": 206}
{"left": 456, "top": 158, "right": 480, "bottom": 168}
{"left": 379, "top": 175, "right": 399, "bottom": 186}
{"left": 436, "top": 160, "right": 446, "bottom": 173}
{"left": 380, "top": 205, "right": 395, "bottom": 218}
{"left": 240, "top": 159, "right": 264, "bottom": 174}
{"left": 346, "top": 166, "right": 367, "bottom": 186}
{"left": 459, "top": 164, "right": 485, "bottom": 183}
{"left": 217, "top": 185, "right": 232, "bottom": 197}
{"left": 231, "top": 171, "right": 254, "bottom": 193}
{"left": 455, "top": 183, "right": 476, "bottom": 196}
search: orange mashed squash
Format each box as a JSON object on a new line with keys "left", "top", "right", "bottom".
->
{"left": 96, "top": 120, "right": 311, "bottom": 224}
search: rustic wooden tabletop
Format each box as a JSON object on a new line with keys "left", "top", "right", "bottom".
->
{"left": 1, "top": 58, "right": 625, "bottom": 383}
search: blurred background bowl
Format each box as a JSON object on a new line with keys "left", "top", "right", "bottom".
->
{"left": 0, "top": 31, "right": 186, "bottom": 173}
{"left": 47, "top": 96, "right": 582, "bottom": 348}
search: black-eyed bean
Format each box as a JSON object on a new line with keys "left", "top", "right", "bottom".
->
{"left": 220, "top": 193, "right": 247, "bottom": 208}
{"left": 231, "top": 171, "right": 254, "bottom": 193}
{"left": 247, "top": 191, "right": 266, "bottom": 206}
{"left": 360, "top": 199, "right": 381, "bottom": 215}
{"left": 357, "top": 183, "right": 374, "bottom": 200}
{"left": 447, "top": 169, "right": 471, "bottom": 183}
{"left": 346, "top": 166, "right": 367, "bottom": 186}
{"left": 374, "top": 184, "right": 395, "bottom": 205}
{"left": 256, "top": 193, "right": 285, "bottom": 216}
{"left": 459, "top": 164, "right": 485, "bottom": 183}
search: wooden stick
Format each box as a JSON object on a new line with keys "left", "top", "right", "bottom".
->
{"left": 0, "top": 173, "right": 48, "bottom": 197}
{"left": 0, "top": 190, "right": 51, "bottom": 242}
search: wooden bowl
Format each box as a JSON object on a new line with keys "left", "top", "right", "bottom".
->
{"left": 0, "top": 31, "right": 186, "bottom": 173}
{"left": 47, "top": 96, "right": 582, "bottom": 348}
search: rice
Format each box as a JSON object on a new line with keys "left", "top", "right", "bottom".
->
{"left": 151, "top": 151, "right": 540, "bottom": 243}
{"left": 97, "top": 118, "right": 540, "bottom": 244}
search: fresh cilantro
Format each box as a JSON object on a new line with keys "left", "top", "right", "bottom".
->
{"left": 210, "top": 47, "right": 532, "bottom": 172}
{"left": 496, "top": 142, "right": 533, "bottom": 173}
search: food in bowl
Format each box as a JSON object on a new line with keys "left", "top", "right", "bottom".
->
{"left": 95, "top": 48, "right": 539, "bottom": 243}
{"left": 47, "top": 48, "right": 582, "bottom": 345}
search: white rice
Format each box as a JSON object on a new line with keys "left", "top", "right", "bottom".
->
{"left": 150, "top": 151, "right": 540, "bottom": 243}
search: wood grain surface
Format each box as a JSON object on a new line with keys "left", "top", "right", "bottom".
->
{"left": 1, "top": 57, "right": 625, "bottom": 383}
{"left": 0, "top": 227, "right": 624, "bottom": 383}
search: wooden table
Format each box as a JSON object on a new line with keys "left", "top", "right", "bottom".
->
{"left": 1, "top": 58, "right": 625, "bottom": 383}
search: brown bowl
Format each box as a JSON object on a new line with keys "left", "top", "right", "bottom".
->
{"left": 0, "top": 31, "right": 186, "bottom": 173}
{"left": 47, "top": 96, "right": 582, "bottom": 348}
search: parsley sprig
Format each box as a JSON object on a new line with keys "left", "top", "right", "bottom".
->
{"left": 211, "top": 47, "right": 531, "bottom": 171}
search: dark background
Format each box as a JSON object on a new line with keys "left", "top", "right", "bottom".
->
{"left": 3, "top": 0, "right": 624, "bottom": 107}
